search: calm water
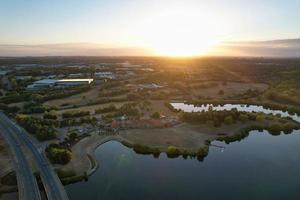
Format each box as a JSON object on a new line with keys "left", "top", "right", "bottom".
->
{"left": 66, "top": 104, "right": 300, "bottom": 199}
{"left": 171, "top": 103, "right": 300, "bottom": 122}
{"left": 66, "top": 130, "right": 300, "bottom": 200}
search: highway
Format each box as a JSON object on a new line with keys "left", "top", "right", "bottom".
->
{"left": 0, "top": 114, "right": 41, "bottom": 200}
{"left": 0, "top": 112, "right": 69, "bottom": 200}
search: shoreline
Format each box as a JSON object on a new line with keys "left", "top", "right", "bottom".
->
{"left": 58, "top": 117, "right": 300, "bottom": 185}
{"left": 1, "top": 124, "right": 299, "bottom": 191}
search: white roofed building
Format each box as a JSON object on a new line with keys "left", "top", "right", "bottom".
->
{"left": 94, "top": 72, "right": 115, "bottom": 79}
{"left": 56, "top": 79, "right": 93, "bottom": 87}
{"left": 26, "top": 78, "right": 93, "bottom": 91}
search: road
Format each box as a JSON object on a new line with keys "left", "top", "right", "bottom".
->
{"left": 0, "top": 112, "right": 69, "bottom": 200}
{"left": 0, "top": 114, "right": 41, "bottom": 200}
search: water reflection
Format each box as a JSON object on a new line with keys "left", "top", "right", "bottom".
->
{"left": 67, "top": 130, "right": 300, "bottom": 200}
{"left": 66, "top": 104, "right": 300, "bottom": 199}
{"left": 171, "top": 103, "right": 300, "bottom": 122}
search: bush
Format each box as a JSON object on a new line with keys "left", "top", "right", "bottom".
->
{"left": 45, "top": 143, "right": 72, "bottom": 165}
{"left": 224, "top": 116, "right": 233, "bottom": 125}
{"left": 16, "top": 115, "right": 58, "bottom": 141}
{"left": 116, "top": 103, "right": 140, "bottom": 118}
{"left": 151, "top": 112, "right": 160, "bottom": 119}
{"left": 181, "top": 110, "right": 254, "bottom": 126}
{"left": 62, "top": 110, "right": 90, "bottom": 118}
{"left": 60, "top": 116, "right": 97, "bottom": 127}
{"left": 283, "top": 122, "right": 295, "bottom": 134}
{"left": 132, "top": 144, "right": 159, "bottom": 155}
{"left": 239, "top": 114, "right": 249, "bottom": 122}
{"left": 255, "top": 114, "right": 264, "bottom": 122}
{"left": 23, "top": 102, "right": 48, "bottom": 114}
{"left": 43, "top": 111, "right": 58, "bottom": 120}
{"left": 266, "top": 91, "right": 299, "bottom": 106}
{"left": 95, "top": 104, "right": 117, "bottom": 114}
{"left": 267, "top": 123, "right": 283, "bottom": 135}
{"left": 197, "top": 147, "right": 209, "bottom": 161}
{"left": 167, "top": 146, "right": 180, "bottom": 157}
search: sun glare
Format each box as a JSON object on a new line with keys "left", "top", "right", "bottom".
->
{"left": 139, "top": 4, "right": 224, "bottom": 57}
{"left": 152, "top": 33, "right": 219, "bottom": 57}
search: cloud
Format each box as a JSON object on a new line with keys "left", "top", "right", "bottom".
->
{"left": 213, "top": 38, "right": 300, "bottom": 57}
{"left": 1, "top": 39, "right": 300, "bottom": 57}
{"left": 0, "top": 43, "right": 155, "bottom": 57}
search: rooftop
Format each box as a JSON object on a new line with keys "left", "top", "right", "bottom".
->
{"left": 32, "top": 78, "right": 94, "bottom": 85}
{"left": 57, "top": 79, "right": 93, "bottom": 83}
{"left": 34, "top": 79, "right": 57, "bottom": 84}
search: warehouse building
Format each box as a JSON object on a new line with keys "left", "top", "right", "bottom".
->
{"left": 26, "top": 79, "right": 93, "bottom": 91}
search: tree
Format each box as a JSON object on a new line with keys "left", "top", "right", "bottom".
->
{"left": 256, "top": 114, "right": 264, "bottom": 122}
{"left": 151, "top": 112, "right": 160, "bottom": 119}
{"left": 218, "top": 90, "right": 224, "bottom": 95}
{"left": 68, "top": 131, "right": 78, "bottom": 141}
{"left": 45, "top": 143, "right": 72, "bottom": 165}
{"left": 268, "top": 123, "right": 282, "bottom": 135}
{"left": 239, "top": 114, "right": 248, "bottom": 122}
{"left": 44, "top": 111, "right": 57, "bottom": 120}
{"left": 224, "top": 116, "right": 233, "bottom": 125}
{"left": 167, "top": 146, "right": 180, "bottom": 157}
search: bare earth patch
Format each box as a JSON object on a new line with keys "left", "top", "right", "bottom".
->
{"left": 44, "top": 86, "right": 101, "bottom": 108}
{"left": 191, "top": 81, "right": 269, "bottom": 98}
{"left": 119, "top": 122, "right": 260, "bottom": 150}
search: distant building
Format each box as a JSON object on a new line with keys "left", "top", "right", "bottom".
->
{"left": 26, "top": 78, "right": 93, "bottom": 91}
{"left": 121, "top": 61, "right": 141, "bottom": 68}
{"left": 15, "top": 76, "right": 32, "bottom": 80}
{"left": 26, "top": 79, "right": 58, "bottom": 90}
{"left": 94, "top": 72, "right": 115, "bottom": 79}
{"left": 0, "top": 70, "right": 9, "bottom": 76}
{"left": 47, "top": 75, "right": 57, "bottom": 79}
{"left": 56, "top": 79, "right": 93, "bottom": 87}
{"left": 68, "top": 73, "right": 84, "bottom": 78}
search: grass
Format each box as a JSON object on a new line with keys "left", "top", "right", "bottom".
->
{"left": 56, "top": 168, "right": 87, "bottom": 185}
{"left": 218, "top": 122, "right": 300, "bottom": 144}
{"left": 60, "top": 174, "right": 86, "bottom": 185}
{"left": 120, "top": 140, "right": 209, "bottom": 160}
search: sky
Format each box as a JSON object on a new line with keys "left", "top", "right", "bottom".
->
{"left": 0, "top": 0, "right": 300, "bottom": 56}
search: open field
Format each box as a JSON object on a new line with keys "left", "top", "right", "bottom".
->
{"left": 57, "top": 114, "right": 300, "bottom": 178}
{"left": 189, "top": 81, "right": 268, "bottom": 98}
{"left": 1, "top": 57, "right": 300, "bottom": 187}
{"left": 44, "top": 86, "right": 102, "bottom": 108}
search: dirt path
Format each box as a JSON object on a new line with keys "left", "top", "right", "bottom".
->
{"left": 59, "top": 134, "right": 119, "bottom": 175}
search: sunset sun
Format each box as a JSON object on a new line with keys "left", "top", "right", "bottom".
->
{"left": 1, "top": 0, "right": 300, "bottom": 200}
{"left": 151, "top": 33, "right": 219, "bottom": 57}
{"left": 138, "top": 3, "right": 224, "bottom": 57}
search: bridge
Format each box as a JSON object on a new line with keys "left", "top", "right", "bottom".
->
{"left": 0, "top": 112, "right": 69, "bottom": 200}
{"left": 0, "top": 115, "right": 41, "bottom": 200}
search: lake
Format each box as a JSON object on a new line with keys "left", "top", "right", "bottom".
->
{"left": 171, "top": 103, "right": 300, "bottom": 122}
{"left": 66, "top": 103, "right": 300, "bottom": 199}
{"left": 66, "top": 129, "right": 300, "bottom": 200}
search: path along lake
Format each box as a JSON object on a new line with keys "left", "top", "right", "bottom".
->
{"left": 66, "top": 104, "right": 300, "bottom": 200}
